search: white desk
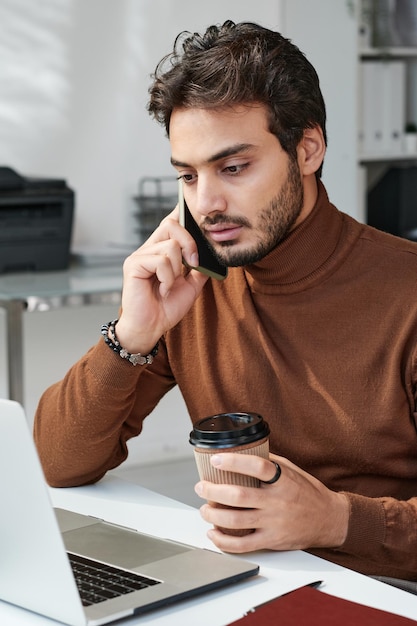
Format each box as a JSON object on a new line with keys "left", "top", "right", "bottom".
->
{"left": 2, "top": 475, "right": 417, "bottom": 625}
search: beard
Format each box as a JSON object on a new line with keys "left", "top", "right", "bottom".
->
{"left": 201, "top": 157, "right": 304, "bottom": 268}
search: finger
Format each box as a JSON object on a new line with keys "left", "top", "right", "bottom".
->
{"left": 125, "top": 238, "right": 184, "bottom": 277}
{"left": 209, "top": 452, "right": 279, "bottom": 484}
{"left": 200, "top": 500, "right": 265, "bottom": 545}
{"left": 195, "top": 481, "right": 259, "bottom": 510}
{"left": 123, "top": 243, "right": 190, "bottom": 303}
{"left": 124, "top": 252, "right": 178, "bottom": 299}
{"left": 261, "top": 462, "right": 281, "bottom": 484}
{"left": 142, "top": 213, "right": 199, "bottom": 268}
{"left": 200, "top": 501, "right": 260, "bottom": 531}
{"left": 269, "top": 453, "right": 321, "bottom": 484}
{"left": 206, "top": 525, "right": 264, "bottom": 554}
{"left": 196, "top": 479, "right": 277, "bottom": 515}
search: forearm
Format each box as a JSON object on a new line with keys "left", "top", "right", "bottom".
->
{"left": 311, "top": 492, "right": 417, "bottom": 580}
{"left": 34, "top": 339, "right": 172, "bottom": 487}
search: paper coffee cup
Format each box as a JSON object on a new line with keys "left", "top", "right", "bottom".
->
{"left": 189, "top": 412, "right": 270, "bottom": 536}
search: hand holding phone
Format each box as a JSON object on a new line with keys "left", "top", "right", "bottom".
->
{"left": 178, "top": 180, "right": 228, "bottom": 281}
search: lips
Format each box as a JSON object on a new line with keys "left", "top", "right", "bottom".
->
{"left": 204, "top": 224, "right": 243, "bottom": 243}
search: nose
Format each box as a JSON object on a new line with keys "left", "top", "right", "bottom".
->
{"left": 194, "top": 177, "right": 227, "bottom": 218}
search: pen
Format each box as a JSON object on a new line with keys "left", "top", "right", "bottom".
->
{"left": 244, "top": 580, "right": 323, "bottom": 615}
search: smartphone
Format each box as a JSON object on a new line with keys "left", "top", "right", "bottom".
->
{"left": 178, "top": 180, "right": 228, "bottom": 280}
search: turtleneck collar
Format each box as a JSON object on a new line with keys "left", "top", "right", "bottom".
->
{"left": 242, "top": 181, "right": 358, "bottom": 295}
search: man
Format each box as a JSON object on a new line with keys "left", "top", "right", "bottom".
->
{"left": 34, "top": 21, "right": 417, "bottom": 583}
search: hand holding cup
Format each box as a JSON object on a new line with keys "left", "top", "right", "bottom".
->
{"left": 189, "top": 412, "right": 270, "bottom": 536}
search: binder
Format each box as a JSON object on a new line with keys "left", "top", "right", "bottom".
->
{"left": 359, "top": 60, "right": 406, "bottom": 157}
{"left": 361, "top": 61, "right": 384, "bottom": 155}
{"left": 382, "top": 61, "right": 406, "bottom": 154}
{"left": 227, "top": 584, "right": 416, "bottom": 625}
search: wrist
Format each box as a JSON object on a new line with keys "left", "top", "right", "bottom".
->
{"left": 329, "top": 492, "right": 350, "bottom": 548}
{"left": 101, "top": 320, "right": 159, "bottom": 366}
{"left": 112, "top": 318, "right": 159, "bottom": 356}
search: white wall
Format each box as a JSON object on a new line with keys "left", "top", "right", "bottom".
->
{"left": 0, "top": 0, "right": 283, "bottom": 249}
{"left": 0, "top": 0, "right": 284, "bottom": 468}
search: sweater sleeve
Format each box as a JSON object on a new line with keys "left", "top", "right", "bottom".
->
{"left": 33, "top": 338, "right": 175, "bottom": 488}
{"left": 309, "top": 492, "right": 417, "bottom": 580}
{"left": 341, "top": 492, "right": 417, "bottom": 578}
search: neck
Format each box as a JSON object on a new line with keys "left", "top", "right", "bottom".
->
{"left": 293, "top": 174, "right": 319, "bottom": 231}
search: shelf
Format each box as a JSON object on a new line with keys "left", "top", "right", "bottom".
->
{"left": 360, "top": 46, "right": 417, "bottom": 59}
{"left": 360, "top": 152, "right": 417, "bottom": 163}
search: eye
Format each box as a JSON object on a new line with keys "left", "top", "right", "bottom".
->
{"left": 224, "top": 163, "right": 249, "bottom": 175}
{"left": 177, "top": 173, "right": 196, "bottom": 183}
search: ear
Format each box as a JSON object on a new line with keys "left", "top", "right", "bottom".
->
{"left": 297, "top": 126, "right": 326, "bottom": 176}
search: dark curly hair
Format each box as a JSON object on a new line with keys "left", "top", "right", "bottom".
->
{"left": 147, "top": 20, "right": 327, "bottom": 177}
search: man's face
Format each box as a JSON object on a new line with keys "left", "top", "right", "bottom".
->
{"left": 170, "top": 104, "right": 304, "bottom": 267}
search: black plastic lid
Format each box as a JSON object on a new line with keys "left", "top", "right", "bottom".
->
{"left": 189, "top": 412, "right": 270, "bottom": 449}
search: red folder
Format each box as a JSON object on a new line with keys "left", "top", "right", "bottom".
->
{"left": 228, "top": 585, "right": 416, "bottom": 625}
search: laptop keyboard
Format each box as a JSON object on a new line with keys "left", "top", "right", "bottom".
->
{"left": 68, "top": 552, "right": 161, "bottom": 606}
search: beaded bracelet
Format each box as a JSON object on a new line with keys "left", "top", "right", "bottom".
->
{"left": 100, "top": 319, "right": 159, "bottom": 366}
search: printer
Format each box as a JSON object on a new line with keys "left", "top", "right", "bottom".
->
{"left": 0, "top": 166, "right": 74, "bottom": 272}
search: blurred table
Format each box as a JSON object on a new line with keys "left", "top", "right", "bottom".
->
{"left": 0, "top": 264, "right": 122, "bottom": 405}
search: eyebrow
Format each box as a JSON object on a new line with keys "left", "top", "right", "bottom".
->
{"left": 170, "top": 143, "right": 254, "bottom": 168}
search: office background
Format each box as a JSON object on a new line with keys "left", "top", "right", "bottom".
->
{"left": 0, "top": 0, "right": 360, "bottom": 473}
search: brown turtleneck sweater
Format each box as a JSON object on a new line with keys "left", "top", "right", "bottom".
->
{"left": 34, "top": 182, "right": 417, "bottom": 581}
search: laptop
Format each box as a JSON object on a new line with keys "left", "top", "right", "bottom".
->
{"left": 0, "top": 399, "right": 259, "bottom": 626}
